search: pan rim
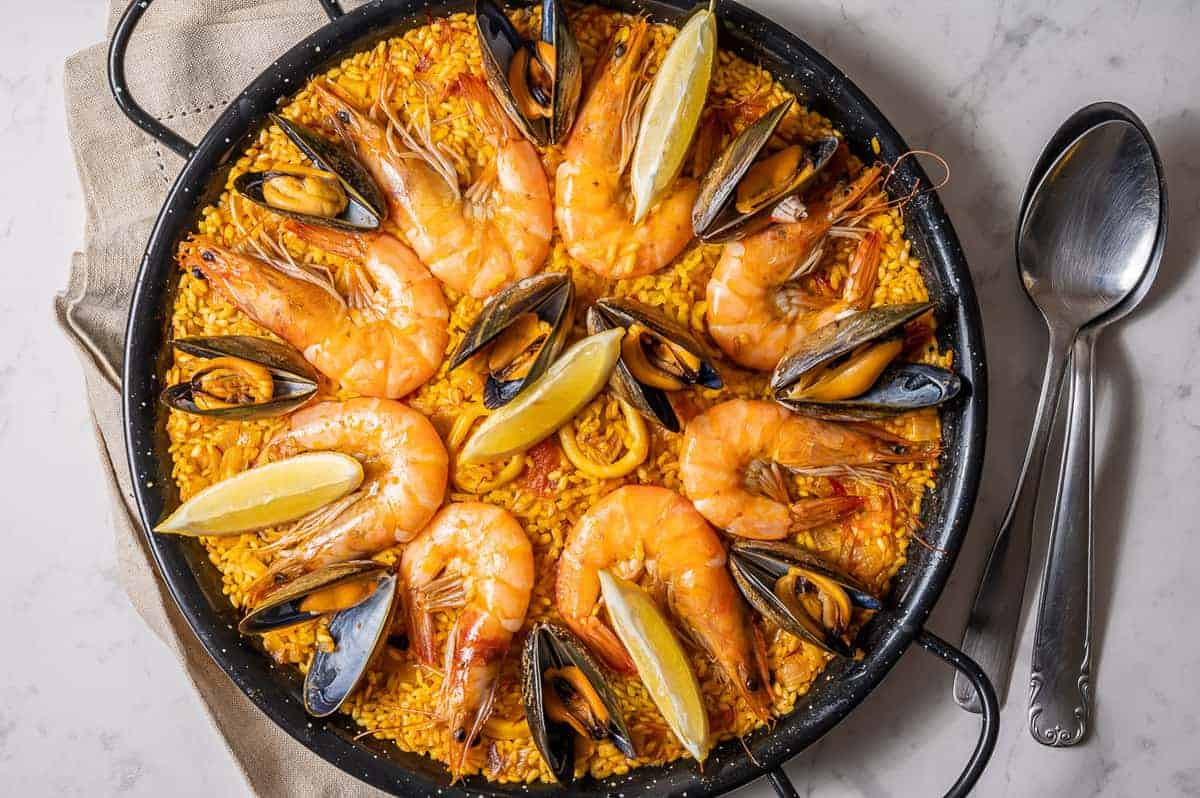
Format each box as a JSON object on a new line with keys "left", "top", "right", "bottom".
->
{"left": 120, "top": 1, "right": 987, "bottom": 795}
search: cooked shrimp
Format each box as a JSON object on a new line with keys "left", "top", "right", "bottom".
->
{"left": 555, "top": 485, "right": 772, "bottom": 722}
{"left": 555, "top": 21, "right": 699, "bottom": 279}
{"left": 679, "top": 399, "right": 936, "bottom": 539}
{"left": 182, "top": 231, "right": 448, "bottom": 399}
{"left": 313, "top": 76, "right": 552, "bottom": 298}
{"left": 400, "top": 503, "right": 534, "bottom": 780}
{"left": 248, "top": 398, "right": 448, "bottom": 600}
{"left": 706, "top": 165, "right": 885, "bottom": 370}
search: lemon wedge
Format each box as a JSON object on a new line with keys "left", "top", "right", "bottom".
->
{"left": 598, "top": 570, "right": 710, "bottom": 762}
{"left": 459, "top": 328, "right": 624, "bottom": 464}
{"left": 154, "top": 451, "right": 363, "bottom": 536}
{"left": 630, "top": 2, "right": 717, "bottom": 223}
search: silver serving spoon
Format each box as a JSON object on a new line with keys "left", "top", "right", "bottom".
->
{"left": 953, "top": 107, "right": 1164, "bottom": 713}
{"left": 1026, "top": 107, "right": 1165, "bottom": 745}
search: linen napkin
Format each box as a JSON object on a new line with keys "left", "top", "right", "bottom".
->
{"left": 57, "top": 0, "right": 383, "bottom": 794}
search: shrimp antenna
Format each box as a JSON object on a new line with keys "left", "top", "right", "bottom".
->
{"left": 352, "top": 708, "right": 440, "bottom": 740}
{"left": 255, "top": 228, "right": 347, "bottom": 309}
{"left": 260, "top": 492, "right": 363, "bottom": 554}
{"left": 848, "top": 150, "right": 952, "bottom": 222}
{"left": 375, "top": 63, "right": 463, "bottom": 201}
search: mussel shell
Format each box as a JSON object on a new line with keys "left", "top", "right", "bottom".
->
{"left": 161, "top": 336, "right": 319, "bottom": 419}
{"left": 732, "top": 541, "right": 881, "bottom": 608}
{"left": 770, "top": 302, "right": 933, "bottom": 394}
{"left": 233, "top": 114, "right": 385, "bottom": 231}
{"left": 238, "top": 560, "right": 387, "bottom": 635}
{"left": 693, "top": 99, "right": 792, "bottom": 238}
{"left": 304, "top": 572, "right": 399, "bottom": 717}
{"left": 702, "top": 136, "right": 839, "bottom": 243}
{"left": 693, "top": 97, "right": 840, "bottom": 242}
{"left": 449, "top": 273, "right": 574, "bottom": 408}
{"left": 521, "top": 622, "right": 635, "bottom": 783}
{"left": 476, "top": 0, "right": 582, "bottom": 146}
{"left": 586, "top": 297, "right": 722, "bottom": 433}
{"left": 780, "top": 363, "right": 962, "bottom": 421}
{"left": 729, "top": 541, "right": 881, "bottom": 657}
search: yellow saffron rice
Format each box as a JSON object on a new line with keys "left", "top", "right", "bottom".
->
{"left": 163, "top": 6, "right": 951, "bottom": 784}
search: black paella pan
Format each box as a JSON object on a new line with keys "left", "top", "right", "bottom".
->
{"left": 111, "top": 0, "right": 996, "bottom": 795}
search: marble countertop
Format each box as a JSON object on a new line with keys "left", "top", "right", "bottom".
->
{"left": 6, "top": 1, "right": 1199, "bottom": 795}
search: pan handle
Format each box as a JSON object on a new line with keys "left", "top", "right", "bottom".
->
{"left": 916, "top": 630, "right": 1000, "bottom": 797}
{"left": 765, "top": 631, "right": 998, "bottom": 798}
{"left": 106, "top": 0, "right": 346, "bottom": 159}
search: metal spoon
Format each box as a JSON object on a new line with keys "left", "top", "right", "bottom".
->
{"left": 1026, "top": 106, "right": 1166, "bottom": 745}
{"left": 953, "top": 106, "right": 1164, "bottom": 712}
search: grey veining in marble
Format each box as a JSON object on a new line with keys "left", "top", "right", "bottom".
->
{"left": 4, "top": 1, "right": 1199, "bottom": 796}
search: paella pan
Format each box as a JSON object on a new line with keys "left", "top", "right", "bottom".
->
{"left": 112, "top": 0, "right": 994, "bottom": 795}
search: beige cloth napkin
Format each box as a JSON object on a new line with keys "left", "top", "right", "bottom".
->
{"left": 57, "top": 1, "right": 383, "bottom": 795}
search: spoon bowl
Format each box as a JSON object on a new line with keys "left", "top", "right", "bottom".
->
{"left": 1017, "top": 119, "right": 1159, "bottom": 328}
{"left": 1017, "top": 103, "right": 1168, "bottom": 330}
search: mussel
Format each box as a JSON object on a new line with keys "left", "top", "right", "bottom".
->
{"left": 449, "top": 273, "right": 574, "bottom": 408}
{"left": 693, "top": 98, "right": 841, "bottom": 242}
{"left": 305, "top": 571, "right": 399, "bottom": 717}
{"left": 770, "top": 302, "right": 961, "bottom": 421}
{"left": 476, "top": 0, "right": 582, "bottom": 146}
{"left": 238, "top": 560, "right": 388, "bottom": 635}
{"left": 586, "top": 297, "right": 722, "bottom": 433}
{"left": 522, "top": 623, "right": 635, "bottom": 783}
{"left": 161, "top": 336, "right": 318, "bottom": 419}
{"left": 233, "top": 114, "right": 386, "bottom": 231}
{"left": 729, "top": 540, "right": 882, "bottom": 657}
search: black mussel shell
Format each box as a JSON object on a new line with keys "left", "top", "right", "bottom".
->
{"left": 161, "top": 336, "right": 318, "bottom": 420}
{"left": 476, "top": 0, "right": 582, "bottom": 146}
{"left": 770, "top": 302, "right": 961, "bottom": 419}
{"left": 693, "top": 99, "right": 793, "bottom": 237}
{"left": 449, "top": 273, "right": 574, "bottom": 409}
{"left": 233, "top": 114, "right": 385, "bottom": 231}
{"left": 238, "top": 560, "right": 387, "bottom": 635}
{"left": 780, "top": 363, "right": 962, "bottom": 421}
{"left": 771, "top": 303, "right": 932, "bottom": 393}
{"left": 730, "top": 541, "right": 881, "bottom": 657}
{"left": 694, "top": 97, "right": 840, "bottom": 242}
{"left": 521, "top": 622, "right": 635, "bottom": 783}
{"left": 304, "top": 572, "right": 399, "bottom": 717}
{"left": 586, "top": 297, "right": 721, "bottom": 433}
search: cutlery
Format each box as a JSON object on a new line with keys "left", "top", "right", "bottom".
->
{"left": 1025, "top": 106, "right": 1166, "bottom": 745}
{"left": 953, "top": 106, "right": 1162, "bottom": 712}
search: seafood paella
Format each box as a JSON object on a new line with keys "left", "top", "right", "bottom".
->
{"left": 156, "top": 0, "right": 960, "bottom": 786}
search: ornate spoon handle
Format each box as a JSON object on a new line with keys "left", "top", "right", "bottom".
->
{"left": 1029, "top": 329, "right": 1096, "bottom": 745}
{"left": 954, "top": 324, "right": 1074, "bottom": 711}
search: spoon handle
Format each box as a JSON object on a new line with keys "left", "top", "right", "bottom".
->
{"left": 1029, "top": 329, "right": 1096, "bottom": 745}
{"left": 954, "top": 324, "right": 1074, "bottom": 712}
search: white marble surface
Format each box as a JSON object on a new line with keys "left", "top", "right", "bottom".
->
{"left": 5, "top": 1, "right": 1199, "bottom": 795}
